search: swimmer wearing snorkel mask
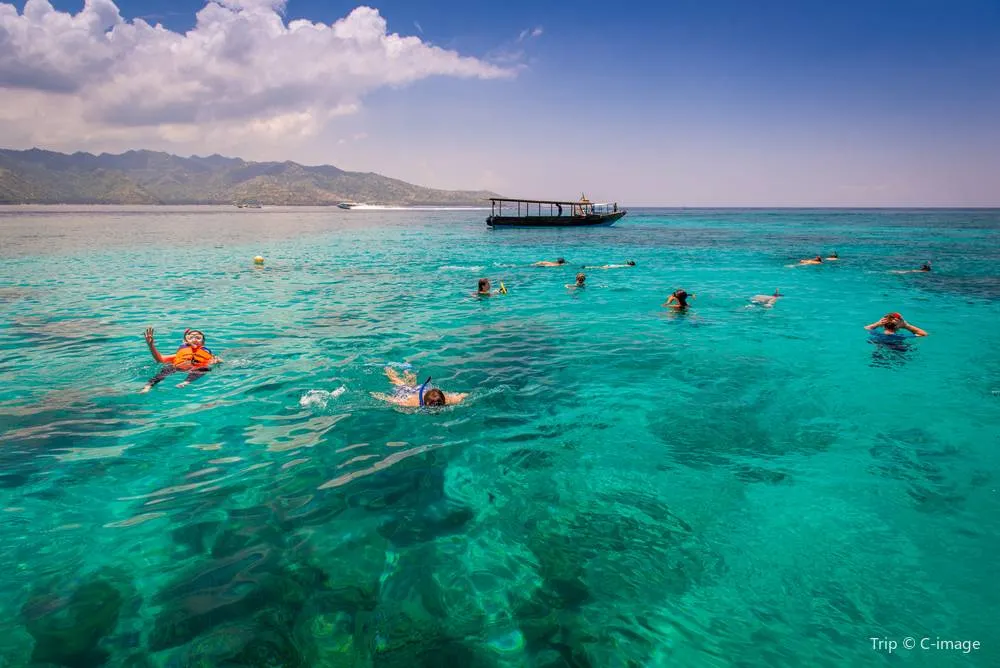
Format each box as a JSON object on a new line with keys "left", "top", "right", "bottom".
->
{"left": 140, "top": 327, "right": 223, "bottom": 393}
{"left": 371, "top": 367, "right": 468, "bottom": 407}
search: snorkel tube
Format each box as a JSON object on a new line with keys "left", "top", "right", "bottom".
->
{"left": 417, "top": 377, "right": 432, "bottom": 407}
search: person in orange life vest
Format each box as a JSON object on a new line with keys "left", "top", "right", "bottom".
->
{"left": 140, "top": 327, "right": 222, "bottom": 393}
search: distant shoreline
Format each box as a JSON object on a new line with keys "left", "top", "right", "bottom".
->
{"left": 0, "top": 147, "right": 501, "bottom": 210}
{"left": 0, "top": 203, "right": 492, "bottom": 209}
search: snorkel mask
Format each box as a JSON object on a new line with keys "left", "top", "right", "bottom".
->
{"left": 183, "top": 328, "right": 206, "bottom": 346}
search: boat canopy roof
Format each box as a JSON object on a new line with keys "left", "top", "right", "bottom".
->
{"left": 488, "top": 197, "right": 613, "bottom": 205}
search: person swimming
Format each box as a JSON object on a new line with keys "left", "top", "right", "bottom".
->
{"left": 476, "top": 278, "right": 507, "bottom": 296}
{"left": 864, "top": 312, "right": 928, "bottom": 337}
{"left": 663, "top": 289, "right": 694, "bottom": 309}
{"left": 566, "top": 272, "right": 586, "bottom": 289}
{"left": 890, "top": 262, "right": 932, "bottom": 274}
{"left": 826, "top": 252, "right": 839, "bottom": 260}
{"left": 798, "top": 255, "right": 823, "bottom": 265}
{"left": 371, "top": 366, "right": 468, "bottom": 408}
{"left": 533, "top": 258, "right": 566, "bottom": 267}
{"left": 140, "top": 327, "right": 222, "bottom": 393}
{"left": 750, "top": 289, "right": 781, "bottom": 307}
{"left": 582, "top": 260, "right": 636, "bottom": 269}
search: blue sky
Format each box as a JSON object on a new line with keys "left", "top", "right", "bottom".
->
{"left": 4, "top": 0, "right": 1000, "bottom": 205}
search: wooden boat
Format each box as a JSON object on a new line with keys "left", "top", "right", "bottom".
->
{"left": 486, "top": 194, "right": 626, "bottom": 228}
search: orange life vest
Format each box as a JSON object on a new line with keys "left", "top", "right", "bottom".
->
{"left": 172, "top": 346, "right": 214, "bottom": 368}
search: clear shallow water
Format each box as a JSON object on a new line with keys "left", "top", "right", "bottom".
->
{"left": 1, "top": 205, "right": 998, "bottom": 667}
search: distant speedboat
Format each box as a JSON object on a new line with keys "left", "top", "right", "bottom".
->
{"left": 337, "top": 201, "right": 364, "bottom": 210}
{"left": 486, "top": 194, "right": 626, "bottom": 228}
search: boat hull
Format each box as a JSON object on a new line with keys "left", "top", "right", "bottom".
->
{"left": 486, "top": 211, "right": 626, "bottom": 228}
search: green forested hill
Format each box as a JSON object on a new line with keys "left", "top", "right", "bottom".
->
{"left": 0, "top": 148, "right": 498, "bottom": 205}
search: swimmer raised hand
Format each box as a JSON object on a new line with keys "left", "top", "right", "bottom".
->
{"left": 144, "top": 327, "right": 166, "bottom": 363}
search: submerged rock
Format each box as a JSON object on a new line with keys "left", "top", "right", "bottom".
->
{"left": 512, "top": 492, "right": 721, "bottom": 666}
{"left": 148, "top": 544, "right": 320, "bottom": 652}
{"left": 21, "top": 577, "right": 124, "bottom": 667}
{"left": 376, "top": 500, "right": 475, "bottom": 547}
{"left": 170, "top": 520, "right": 222, "bottom": 556}
{"left": 163, "top": 613, "right": 304, "bottom": 667}
{"left": 733, "top": 465, "right": 790, "bottom": 485}
{"left": 868, "top": 429, "right": 972, "bottom": 513}
{"left": 294, "top": 595, "right": 369, "bottom": 668}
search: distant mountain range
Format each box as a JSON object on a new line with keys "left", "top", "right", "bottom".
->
{"left": 0, "top": 148, "right": 499, "bottom": 206}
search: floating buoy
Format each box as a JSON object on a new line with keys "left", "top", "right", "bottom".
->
{"left": 253, "top": 256, "right": 264, "bottom": 265}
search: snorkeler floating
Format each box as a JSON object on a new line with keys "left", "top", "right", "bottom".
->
{"left": 582, "top": 260, "right": 636, "bottom": 269}
{"left": 750, "top": 289, "right": 782, "bottom": 307}
{"left": 891, "top": 262, "right": 932, "bottom": 274}
{"left": 371, "top": 366, "right": 468, "bottom": 408}
{"left": 533, "top": 258, "right": 566, "bottom": 267}
{"left": 864, "top": 312, "right": 928, "bottom": 336}
{"left": 663, "top": 289, "right": 694, "bottom": 309}
{"left": 798, "top": 255, "right": 824, "bottom": 265}
{"left": 140, "top": 327, "right": 222, "bottom": 393}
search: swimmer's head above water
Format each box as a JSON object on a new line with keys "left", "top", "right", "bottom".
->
{"left": 882, "top": 313, "right": 901, "bottom": 330}
{"left": 422, "top": 388, "right": 447, "bottom": 406}
{"left": 664, "top": 289, "right": 693, "bottom": 309}
{"left": 183, "top": 329, "right": 206, "bottom": 347}
{"left": 865, "top": 312, "right": 926, "bottom": 336}
{"left": 477, "top": 278, "right": 491, "bottom": 294}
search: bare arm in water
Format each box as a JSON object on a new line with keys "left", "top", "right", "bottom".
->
{"left": 899, "top": 318, "right": 928, "bottom": 336}
{"left": 384, "top": 367, "right": 416, "bottom": 386}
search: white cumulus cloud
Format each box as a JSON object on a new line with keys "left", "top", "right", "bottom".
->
{"left": 0, "top": 0, "right": 514, "bottom": 155}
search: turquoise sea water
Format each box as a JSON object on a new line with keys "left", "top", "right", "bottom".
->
{"left": 1, "top": 205, "right": 998, "bottom": 667}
